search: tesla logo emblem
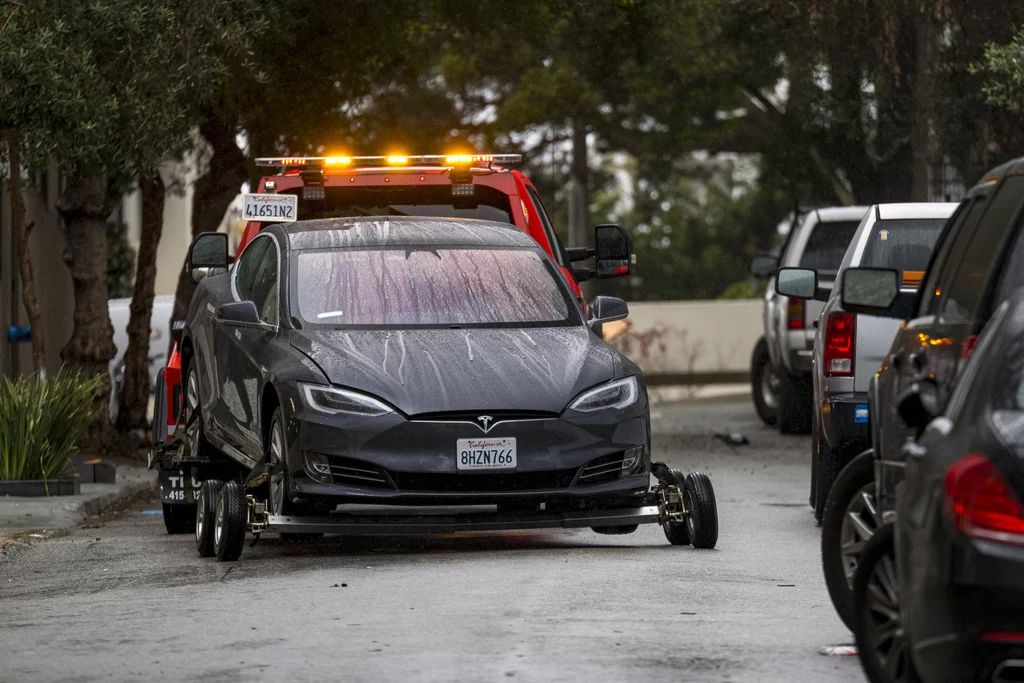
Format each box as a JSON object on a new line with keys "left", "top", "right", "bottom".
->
{"left": 477, "top": 415, "right": 494, "bottom": 433}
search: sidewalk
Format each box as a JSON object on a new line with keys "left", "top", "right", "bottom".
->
{"left": 648, "top": 382, "right": 751, "bottom": 405}
{"left": 0, "top": 461, "right": 156, "bottom": 549}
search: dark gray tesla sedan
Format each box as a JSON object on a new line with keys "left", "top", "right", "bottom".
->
{"left": 180, "top": 217, "right": 654, "bottom": 522}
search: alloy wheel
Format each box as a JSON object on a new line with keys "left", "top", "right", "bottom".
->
{"left": 841, "top": 482, "right": 879, "bottom": 588}
{"left": 864, "top": 551, "right": 912, "bottom": 682}
{"left": 761, "top": 368, "right": 779, "bottom": 411}
{"left": 269, "top": 421, "right": 285, "bottom": 515}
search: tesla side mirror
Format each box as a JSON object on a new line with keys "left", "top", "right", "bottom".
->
{"left": 897, "top": 380, "right": 942, "bottom": 435}
{"left": 842, "top": 268, "right": 900, "bottom": 316}
{"left": 775, "top": 267, "right": 818, "bottom": 299}
{"left": 188, "top": 233, "right": 229, "bottom": 283}
{"left": 594, "top": 224, "right": 634, "bottom": 278}
{"left": 590, "top": 296, "right": 628, "bottom": 329}
{"left": 217, "top": 301, "right": 261, "bottom": 326}
{"left": 749, "top": 253, "right": 778, "bottom": 278}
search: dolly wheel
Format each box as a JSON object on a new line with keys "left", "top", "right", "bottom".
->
{"left": 685, "top": 472, "right": 718, "bottom": 549}
{"left": 214, "top": 481, "right": 247, "bottom": 562}
{"left": 661, "top": 468, "right": 690, "bottom": 546}
{"left": 195, "top": 480, "right": 222, "bottom": 557}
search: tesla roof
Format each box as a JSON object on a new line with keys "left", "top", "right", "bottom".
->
{"left": 278, "top": 216, "right": 537, "bottom": 251}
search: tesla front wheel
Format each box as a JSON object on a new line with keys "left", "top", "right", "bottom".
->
{"left": 268, "top": 409, "right": 323, "bottom": 542}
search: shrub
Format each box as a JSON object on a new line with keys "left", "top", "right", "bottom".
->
{"left": 0, "top": 368, "right": 104, "bottom": 482}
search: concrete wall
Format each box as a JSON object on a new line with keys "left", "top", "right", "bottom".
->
{"left": 0, "top": 160, "right": 75, "bottom": 378}
{"left": 610, "top": 299, "right": 762, "bottom": 385}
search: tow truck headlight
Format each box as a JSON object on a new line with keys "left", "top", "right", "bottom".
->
{"left": 568, "top": 376, "right": 638, "bottom": 413}
{"left": 299, "top": 384, "right": 395, "bottom": 417}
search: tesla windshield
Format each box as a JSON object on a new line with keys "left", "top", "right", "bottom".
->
{"left": 294, "top": 247, "right": 578, "bottom": 328}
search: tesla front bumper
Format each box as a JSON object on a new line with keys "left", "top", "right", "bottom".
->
{"left": 285, "top": 404, "right": 652, "bottom": 508}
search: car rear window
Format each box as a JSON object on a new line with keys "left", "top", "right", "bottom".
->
{"left": 859, "top": 219, "right": 946, "bottom": 277}
{"left": 294, "top": 247, "right": 577, "bottom": 328}
{"left": 798, "top": 220, "right": 861, "bottom": 275}
{"left": 295, "top": 186, "right": 513, "bottom": 224}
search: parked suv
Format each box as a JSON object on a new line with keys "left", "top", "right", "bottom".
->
{"left": 777, "top": 203, "right": 955, "bottom": 522}
{"left": 823, "top": 157, "right": 1024, "bottom": 634}
{"left": 750, "top": 206, "right": 868, "bottom": 433}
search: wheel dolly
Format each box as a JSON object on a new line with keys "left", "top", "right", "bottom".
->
{"left": 191, "top": 460, "right": 719, "bottom": 562}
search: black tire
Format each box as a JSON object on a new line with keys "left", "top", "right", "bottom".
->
{"left": 776, "top": 372, "right": 812, "bottom": 435}
{"left": 268, "top": 409, "right": 324, "bottom": 542}
{"left": 821, "top": 451, "right": 876, "bottom": 632}
{"left": 214, "top": 481, "right": 247, "bottom": 562}
{"left": 591, "top": 525, "right": 639, "bottom": 535}
{"left": 751, "top": 338, "right": 778, "bottom": 426}
{"left": 660, "top": 468, "right": 690, "bottom": 546}
{"left": 685, "top": 472, "right": 719, "bottom": 549}
{"left": 853, "top": 524, "right": 920, "bottom": 683}
{"left": 810, "top": 416, "right": 820, "bottom": 509}
{"left": 814, "top": 441, "right": 847, "bottom": 524}
{"left": 195, "top": 480, "right": 223, "bottom": 557}
{"left": 162, "top": 502, "right": 196, "bottom": 534}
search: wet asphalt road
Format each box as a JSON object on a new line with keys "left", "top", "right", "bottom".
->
{"left": 0, "top": 399, "right": 863, "bottom": 683}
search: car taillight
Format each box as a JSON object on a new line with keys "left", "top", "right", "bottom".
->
{"left": 787, "top": 298, "right": 805, "bottom": 330}
{"left": 945, "top": 453, "right": 1024, "bottom": 546}
{"left": 823, "top": 312, "right": 855, "bottom": 376}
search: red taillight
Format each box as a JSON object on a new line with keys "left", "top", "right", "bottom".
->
{"left": 960, "top": 334, "right": 979, "bottom": 362}
{"left": 823, "top": 312, "right": 855, "bottom": 376}
{"left": 945, "top": 453, "right": 1024, "bottom": 545}
{"left": 787, "top": 298, "right": 805, "bottom": 330}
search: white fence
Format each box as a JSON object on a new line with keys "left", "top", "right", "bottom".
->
{"left": 612, "top": 299, "right": 762, "bottom": 385}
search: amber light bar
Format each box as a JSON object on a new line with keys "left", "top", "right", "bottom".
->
{"left": 255, "top": 154, "right": 522, "bottom": 168}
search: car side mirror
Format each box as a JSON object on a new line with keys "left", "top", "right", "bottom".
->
{"left": 842, "top": 268, "right": 900, "bottom": 315}
{"left": 775, "top": 267, "right": 818, "bottom": 299}
{"left": 188, "top": 233, "right": 229, "bottom": 284}
{"left": 566, "top": 247, "right": 596, "bottom": 263}
{"left": 897, "top": 380, "right": 942, "bottom": 435}
{"left": 594, "top": 224, "right": 634, "bottom": 278}
{"left": 590, "top": 296, "right": 628, "bottom": 329}
{"left": 749, "top": 253, "right": 778, "bottom": 278}
{"left": 217, "top": 301, "right": 261, "bottom": 326}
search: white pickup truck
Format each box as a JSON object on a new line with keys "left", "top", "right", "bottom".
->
{"left": 750, "top": 206, "right": 868, "bottom": 433}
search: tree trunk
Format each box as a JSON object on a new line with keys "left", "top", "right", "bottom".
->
{"left": 116, "top": 172, "right": 165, "bottom": 437}
{"left": 4, "top": 130, "right": 46, "bottom": 375}
{"left": 169, "top": 113, "right": 247, "bottom": 342}
{"left": 568, "top": 123, "right": 590, "bottom": 250}
{"left": 910, "top": 9, "right": 938, "bottom": 202}
{"left": 57, "top": 174, "right": 118, "bottom": 451}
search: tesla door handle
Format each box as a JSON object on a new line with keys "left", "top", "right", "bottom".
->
{"left": 909, "top": 350, "right": 926, "bottom": 372}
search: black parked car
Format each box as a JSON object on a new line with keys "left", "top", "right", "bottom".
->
{"left": 852, "top": 293, "right": 1024, "bottom": 683}
{"left": 820, "top": 157, "right": 1024, "bottom": 631}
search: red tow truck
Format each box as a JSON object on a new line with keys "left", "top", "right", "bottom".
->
{"left": 151, "top": 153, "right": 634, "bottom": 532}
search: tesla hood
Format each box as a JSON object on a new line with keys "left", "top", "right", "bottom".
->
{"left": 289, "top": 327, "right": 618, "bottom": 416}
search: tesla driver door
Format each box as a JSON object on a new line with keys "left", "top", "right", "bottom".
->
{"left": 214, "top": 234, "right": 280, "bottom": 459}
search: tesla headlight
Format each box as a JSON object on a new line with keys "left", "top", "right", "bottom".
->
{"left": 299, "top": 384, "right": 394, "bottom": 417}
{"left": 568, "top": 376, "right": 638, "bottom": 413}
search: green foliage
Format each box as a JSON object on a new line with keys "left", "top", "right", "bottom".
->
{"left": 980, "top": 29, "right": 1024, "bottom": 113}
{"left": 0, "top": 368, "right": 104, "bottom": 481}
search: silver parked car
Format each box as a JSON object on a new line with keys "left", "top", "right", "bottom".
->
{"left": 750, "top": 206, "right": 868, "bottom": 433}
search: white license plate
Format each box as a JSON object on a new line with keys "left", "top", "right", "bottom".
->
{"left": 242, "top": 193, "right": 297, "bottom": 222}
{"left": 456, "top": 438, "right": 517, "bottom": 470}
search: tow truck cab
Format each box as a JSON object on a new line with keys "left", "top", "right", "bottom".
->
{"left": 237, "top": 154, "right": 617, "bottom": 309}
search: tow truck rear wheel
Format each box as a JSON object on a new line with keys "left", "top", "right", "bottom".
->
{"left": 661, "top": 468, "right": 691, "bottom": 546}
{"left": 685, "top": 472, "right": 719, "bottom": 549}
{"left": 195, "top": 480, "right": 222, "bottom": 557}
{"left": 268, "top": 411, "right": 323, "bottom": 542}
{"left": 214, "top": 481, "right": 246, "bottom": 562}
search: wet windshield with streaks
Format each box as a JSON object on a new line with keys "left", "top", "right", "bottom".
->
{"left": 294, "top": 247, "right": 578, "bottom": 328}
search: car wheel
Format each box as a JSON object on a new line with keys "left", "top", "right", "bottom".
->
{"left": 660, "top": 468, "right": 690, "bottom": 546}
{"left": 214, "top": 481, "right": 247, "bottom": 562}
{"left": 162, "top": 502, "right": 196, "bottom": 534}
{"left": 184, "top": 364, "right": 211, "bottom": 458}
{"left": 776, "top": 373, "right": 812, "bottom": 435}
{"left": 810, "top": 415, "right": 820, "bottom": 509}
{"left": 853, "top": 523, "right": 919, "bottom": 683}
{"left": 268, "top": 409, "right": 323, "bottom": 542}
{"left": 195, "top": 480, "right": 222, "bottom": 557}
{"left": 591, "top": 525, "right": 639, "bottom": 534}
{"left": 751, "top": 338, "right": 779, "bottom": 426}
{"left": 685, "top": 472, "right": 719, "bottom": 549}
{"left": 822, "top": 451, "right": 876, "bottom": 631}
{"left": 814, "top": 441, "right": 847, "bottom": 524}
